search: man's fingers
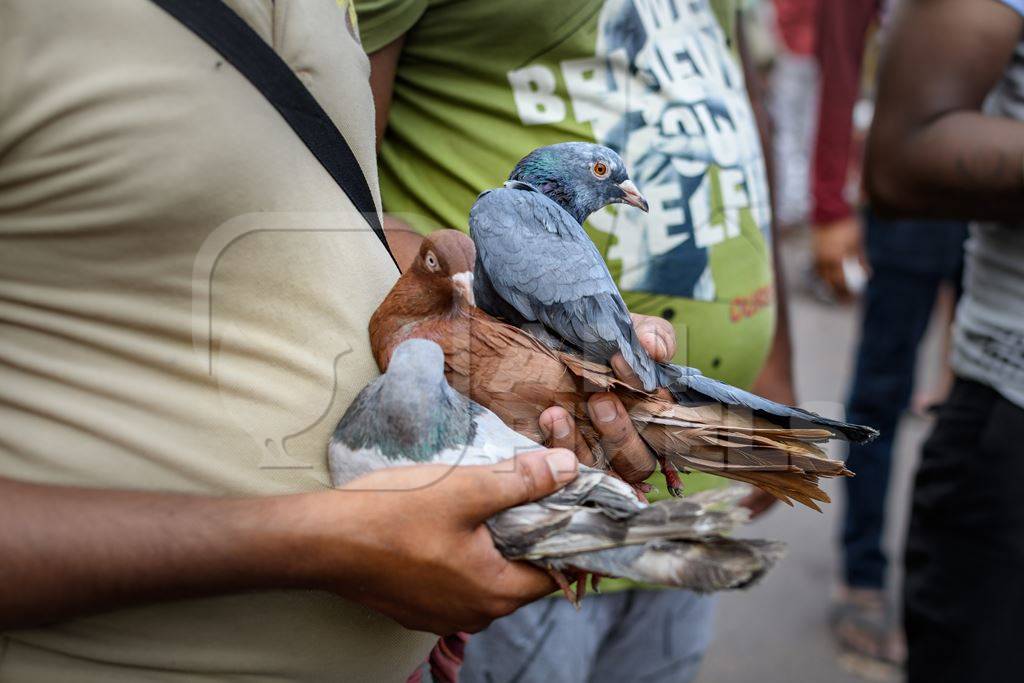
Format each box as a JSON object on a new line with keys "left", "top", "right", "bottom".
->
{"left": 587, "top": 393, "right": 656, "bottom": 482}
{"left": 460, "top": 448, "right": 578, "bottom": 521}
{"left": 610, "top": 353, "right": 643, "bottom": 390}
{"left": 539, "top": 407, "right": 596, "bottom": 466}
{"left": 484, "top": 536, "right": 560, "bottom": 601}
{"left": 739, "top": 488, "right": 779, "bottom": 520}
{"left": 630, "top": 313, "right": 677, "bottom": 361}
{"left": 818, "top": 259, "right": 851, "bottom": 300}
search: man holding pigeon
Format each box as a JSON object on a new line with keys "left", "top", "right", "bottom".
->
{"left": 0, "top": 1, "right": 607, "bottom": 680}
{"left": 359, "top": 0, "right": 796, "bottom": 679}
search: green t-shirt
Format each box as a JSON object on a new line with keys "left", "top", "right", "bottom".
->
{"left": 356, "top": 3, "right": 774, "bottom": 564}
{"left": 357, "top": 0, "right": 775, "bottom": 392}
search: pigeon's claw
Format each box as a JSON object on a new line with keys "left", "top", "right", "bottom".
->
{"left": 659, "top": 455, "right": 684, "bottom": 497}
{"left": 576, "top": 572, "right": 588, "bottom": 604}
{"left": 548, "top": 567, "right": 581, "bottom": 609}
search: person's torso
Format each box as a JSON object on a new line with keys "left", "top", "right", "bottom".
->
{"left": 0, "top": 0, "right": 434, "bottom": 679}
{"left": 367, "top": 0, "right": 775, "bottom": 390}
{"left": 952, "top": 39, "right": 1024, "bottom": 408}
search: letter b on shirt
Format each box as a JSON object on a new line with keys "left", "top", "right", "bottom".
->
{"left": 508, "top": 65, "right": 566, "bottom": 125}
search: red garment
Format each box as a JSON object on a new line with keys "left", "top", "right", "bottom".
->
{"left": 407, "top": 632, "right": 469, "bottom": 683}
{"left": 773, "top": 0, "right": 819, "bottom": 55}
{"left": 811, "top": 0, "right": 880, "bottom": 225}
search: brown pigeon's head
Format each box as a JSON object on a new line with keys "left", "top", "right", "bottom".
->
{"left": 413, "top": 229, "right": 477, "bottom": 308}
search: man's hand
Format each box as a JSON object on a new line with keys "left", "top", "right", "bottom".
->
{"left": 309, "top": 449, "right": 578, "bottom": 635}
{"left": 0, "top": 449, "right": 578, "bottom": 635}
{"left": 539, "top": 313, "right": 675, "bottom": 483}
{"left": 811, "top": 216, "right": 868, "bottom": 301}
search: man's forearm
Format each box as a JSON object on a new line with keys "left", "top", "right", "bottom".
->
{"left": 865, "top": 0, "right": 1024, "bottom": 221}
{"left": 739, "top": 14, "right": 796, "bottom": 405}
{"left": 868, "top": 112, "right": 1024, "bottom": 221}
{"left": 383, "top": 214, "right": 425, "bottom": 272}
{"left": 811, "top": 0, "right": 876, "bottom": 225}
{"left": 0, "top": 476, "right": 318, "bottom": 629}
{"left": 1, "top": 450, "right": 578, "bottom": 636}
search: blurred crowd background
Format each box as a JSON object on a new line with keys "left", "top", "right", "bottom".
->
{"left": 696, "top": 3, "right": 958, "bottom": 681}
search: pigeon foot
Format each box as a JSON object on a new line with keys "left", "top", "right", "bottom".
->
{"left": 548, "top": 568, "right": 584, "bottom": 609}
{"left": 659, "top": 455, "right": 684, "bottom": 497}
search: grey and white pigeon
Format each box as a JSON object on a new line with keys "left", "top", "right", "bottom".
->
{"left": 469, "top": 142, "right": 876, "bottom": 445}
{"left": 328, "top": 338, "right": 784, "bottom": 602}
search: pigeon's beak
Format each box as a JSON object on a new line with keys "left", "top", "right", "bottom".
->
{"left": 450, "top": 271, "right": 475, "bottom": 308}
{"left": 617, "top": 179, "right": 649, "bottom": 212}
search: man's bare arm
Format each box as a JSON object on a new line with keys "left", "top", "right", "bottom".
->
{"left": 738, "top": 15, "right": 795, "bottom": 408}
{"left": 0, "top": 476, "right": 307, "bottom": 629}
{"left": 738, "top": 14, "right": 794, "bottom": 517}
{"left": 866, "top": 0, "right": 1024, "bottom": 220}
{"left": 0, "top": 448, "right": 576, "bottom": 634}
{"left": 367, "top": 35, "right": 424, "bottom": 270}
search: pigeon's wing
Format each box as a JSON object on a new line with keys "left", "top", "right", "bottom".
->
{"left": 488, "top": 475, "right": 752, "bottom": 560}
{"left": 546, "top": 538, "right": 786, "bottom": 592}
{"left": 469, "top": 186, "right": 659, "bottom": 391}
{"left": 658, "top": 363, "right": 879, "bottom": 443}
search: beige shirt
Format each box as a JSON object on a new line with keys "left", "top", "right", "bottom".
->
{"left": 0, "top": 0, "right": 436, "bottom": 679}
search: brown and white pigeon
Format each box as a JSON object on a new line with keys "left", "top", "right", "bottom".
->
{"left": 369, "top": 230, "right": 871, "bottom": 511}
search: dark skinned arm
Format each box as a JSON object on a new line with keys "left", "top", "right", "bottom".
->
{"left": 809, "top": 0, "right": 877, "bottom": 300}
{"left": 740, "top": 16, "right": 796, "bottom": 408}
{"left": 0, "top": 450, "right": 577, "bottom": 634}
{"left": 369, "top": 34, "right": 423, "bottom": 271}
{"left": 739, "top": 13, "right": 795, "bottom": 517}
{"left": 866, "top": 0, "right": 1024, "bottom": 220}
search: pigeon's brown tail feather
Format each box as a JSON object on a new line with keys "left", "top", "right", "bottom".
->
{"left": 558, "top": 355, "right": 856, "bottom": 510}
{"left": 635, "top": 409, "right": 853, "bottom": 510}
{"left": 545, "top": 538, "right": 786, "bottom": 592}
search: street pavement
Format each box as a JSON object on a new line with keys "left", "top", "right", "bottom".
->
{"left": 694, "top": 231, "right": 948, "bottom": 683}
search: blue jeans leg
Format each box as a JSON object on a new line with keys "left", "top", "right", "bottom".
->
{"left": 842, "top": 264, "right": 941, "bottom": 588}
{"left": 460, "top": 590, "right": 714, "bottom": 683}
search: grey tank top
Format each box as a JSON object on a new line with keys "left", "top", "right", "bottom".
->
{"left": 952, "top": 40, "right": 1024, "bottom": 407}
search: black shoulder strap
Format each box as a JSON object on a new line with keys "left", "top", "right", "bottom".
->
{"left": 149, "top": 0, "right": 396, "bottom": 267}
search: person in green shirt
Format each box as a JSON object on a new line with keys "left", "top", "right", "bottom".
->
{"left": 356, "top": 0, "right": 795, "bottom": 680}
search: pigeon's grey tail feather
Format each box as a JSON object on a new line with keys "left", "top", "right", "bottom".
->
{"left": 545, "top": 538, "right": 786, "bottom": 592}
{"left": 657, "top": 362, "right": 878, "bottom": 444}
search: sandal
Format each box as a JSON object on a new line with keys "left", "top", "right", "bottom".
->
{"left": 829, "top": 587, "right": 906, "bottom": 670}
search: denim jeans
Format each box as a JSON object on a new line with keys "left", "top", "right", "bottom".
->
{"left": 841, "top": 211, "right": 966, "bottom": 588}
{"left": 460, "top": 590, "right": 714, "bottom": 683}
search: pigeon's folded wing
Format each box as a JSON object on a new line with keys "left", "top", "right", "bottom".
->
{"left": 470, "top": 186, "right": 659, "bottom": 390}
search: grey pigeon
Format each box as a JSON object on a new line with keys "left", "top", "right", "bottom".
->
{"left": 469, "top": 142, "right": 876, "bottom": 443}
{"left": 328, "top": 338, "right": 784, "bottom": 600}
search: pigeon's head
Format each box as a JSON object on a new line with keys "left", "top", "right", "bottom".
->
{"left": 333, "top": 338, "right": 476, "bottom": 463}
{"left": 385, "top": 338, "right": 447, "bottom": 389}
{"left": 378, "top": 338, "right": 455, "bottom": 431}
{"left": 412, "top": 229, "right": 477, "bottom": 309}
{"left": 508, "top": 142, "right": 648, "bottom": 223}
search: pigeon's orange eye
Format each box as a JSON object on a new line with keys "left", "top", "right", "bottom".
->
{"left": 425, "top": 251, "right": 440, "bottom": 272}
{"left": 592, "top": 161, "right": 610, "bottom": 179}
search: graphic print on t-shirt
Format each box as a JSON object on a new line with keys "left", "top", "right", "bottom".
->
{"left": 506, "top": 0, "right": 770, "bottom": 301}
